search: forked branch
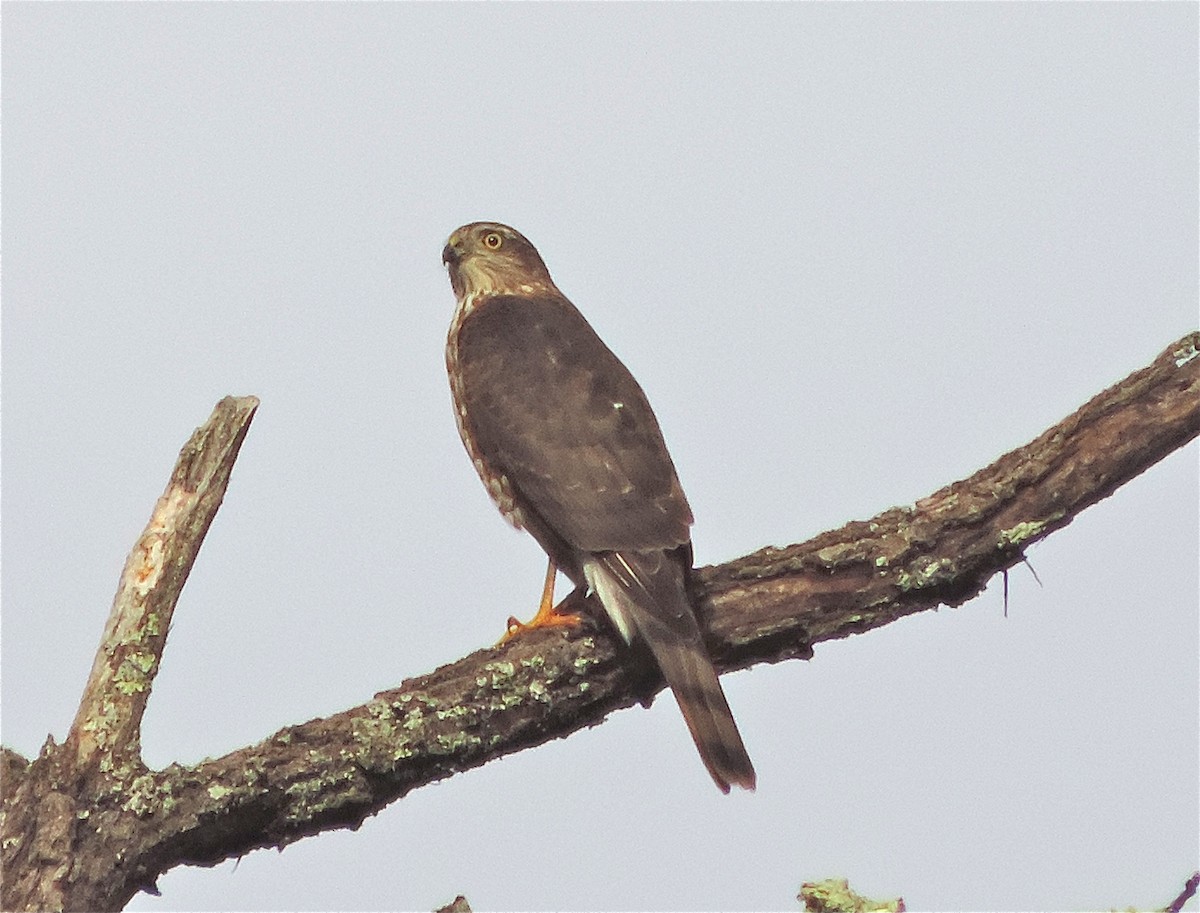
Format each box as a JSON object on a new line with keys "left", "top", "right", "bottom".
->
{"left": 2, "top": 335, "right": 1197, "bottom": 912}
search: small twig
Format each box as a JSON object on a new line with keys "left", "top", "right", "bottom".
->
{"left": 1162, "top": 871, "right": 1200, "bottom": 913}
{"left": 1021, "top": 555, "right": 1043, "bottom": 587}
{"left": 1002, "top": 555, "right": 1042, "bottom": 618}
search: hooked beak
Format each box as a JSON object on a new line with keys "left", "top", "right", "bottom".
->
{"left": 442, "top": 231, "right": 464, "bottom": 267}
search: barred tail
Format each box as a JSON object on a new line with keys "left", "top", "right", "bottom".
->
{"left": 584, "top": 553, "right": 757, "bottom": 793}
{"left": 645, "top": 632, "right": 757, "bottom": 793}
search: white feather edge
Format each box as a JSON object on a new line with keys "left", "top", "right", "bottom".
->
{"left": 582, "top": 558, "right": 636, "bottom": 644}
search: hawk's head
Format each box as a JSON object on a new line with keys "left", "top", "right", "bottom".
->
{"left": 442, "top": 222, "right": 557, "bottom": 303}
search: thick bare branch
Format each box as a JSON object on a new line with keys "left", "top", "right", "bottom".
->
{"left": 128, "top": 336, "right": 1200, "bottom": 877}
{"left": 3, "top": 334, "right": 1197, "bottom": 912}
{"left": 65, "top": 395, "right": 259, "bottom": 772}
{"left": 701, "top": 330, "right": 1200, "bottom": 664}
{"left": 2, "top": 396, "right": 258, "bottom": 912}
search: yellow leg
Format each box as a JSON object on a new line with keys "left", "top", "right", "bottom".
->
{"left": 499, "top": 559, "right": 582, "bottom": 644}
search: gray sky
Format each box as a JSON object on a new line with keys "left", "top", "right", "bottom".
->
{"left": 2, "top": 4, "right": 1197, "bottom": 911}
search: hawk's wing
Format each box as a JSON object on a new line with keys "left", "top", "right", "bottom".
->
{"left": 455, "top": 290, "right": 756, "bottom": 792}
{"left": 455, "top": 293, "right": 693, "bottom": 554}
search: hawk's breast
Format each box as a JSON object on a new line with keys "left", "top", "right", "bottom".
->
{"left": 446, "top": 293, "right": 527, "bottom": 529}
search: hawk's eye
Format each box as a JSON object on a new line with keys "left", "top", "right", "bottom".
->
{"left": 483, "top": 232, "right": 503, "bottom": 250}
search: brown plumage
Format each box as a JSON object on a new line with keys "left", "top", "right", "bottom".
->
{"left": 442, "top": 221, "right": 755, "bottom": 793}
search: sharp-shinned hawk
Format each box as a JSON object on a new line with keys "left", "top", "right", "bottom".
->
{"left": 442, "top": 222, "right": 755, "bottom": 792}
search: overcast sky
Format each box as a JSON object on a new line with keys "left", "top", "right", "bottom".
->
{"left": 3, "top": 4, "right": 1197, "bottom": 911}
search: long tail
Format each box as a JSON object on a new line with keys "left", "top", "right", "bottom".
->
{"left": 584, "top": 551, "right": 756, "bottom": 793}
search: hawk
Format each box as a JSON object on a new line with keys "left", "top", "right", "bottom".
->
{"left": 442, "top": 222, "right": 756, "bottom": 793}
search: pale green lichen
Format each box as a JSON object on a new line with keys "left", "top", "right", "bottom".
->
{"left": 482, "top": 661, "right": 515, "bottom": 682}
{"left": 998, "top": 511, "right": 1063, "bottom": 548}
{"left": 125, "top": 774, "right": 176, "bottom": 817}
{"left": 998, "top": 519, "right": 1049, "bottom": 548}
{"left": 572, "top": 651, "right": 599, "bottom": 673}
{"left": 799, "top": 876, "right": 903, "bottom": 913}
{"left": 113, "top": 651, "right": 157, "bottom": 695}
{"left": 366, "top": 700, "right": 395, "bottom": 719}
{"left": 127, "top": 651, "right": 155, "bottom": 672}
{"left": 350, "top": 709, "right": 417, "bottom": 768}
{"left": 476, "top": 655, "right": 561, "bottom": 713}
{"left": 282, "top": 768, "right": 369, "bottom": 824}
{"left": 352, "top": 713, "right": 396, "bottom": 744}
{"left": 896, "top": 556, "right": 955, "bottom": 592}
{"left": 99, "top": 757, "right": 145, "bottom": 797}
{"left": 815, "top": 541, "right": 863, "bottom": 566}
{"left": 207, "top": 783, "right": 233, "bottom": 800}
{"left": 489, "top": 692, "right": 524, "bottom": 712}
{"left": 393, "top": 690, "right": 439, "bottom": 709}
{"left": 434, "top": 730, "right": 483, "bottom": 753}
{"left": 82, "top": 697, "right": 121, "bottom": 752}
{"left": 348, "top": 691, "right": 462, "bottom": 771}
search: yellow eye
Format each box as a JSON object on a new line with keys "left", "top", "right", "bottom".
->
{"left": 483, "top": 232, "right": 503, "bottom": 250}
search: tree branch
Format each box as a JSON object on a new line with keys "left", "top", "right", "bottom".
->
{"left": 65, "top": 396, "right": 260, "bottom": 772}
{"left": 2, "top": 397, "right": 259, "bottom": 912}
{"left": 1163, "top": 871, "right": 1200, "bottom": 913}
{"left": 701, "top": 330, "right": 1200, "bottom": 666}
{"left": 2, "top": 334, "right": 1197, "bottom": 912}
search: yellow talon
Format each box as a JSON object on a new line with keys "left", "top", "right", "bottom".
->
{"left": 497, "top": 559, "right": 582, "bottom": 645}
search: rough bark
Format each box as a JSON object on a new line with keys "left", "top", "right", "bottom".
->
{"left": 2, "top": 334, "right": 1197, "bottom": 912}
{"left": 2, "top": 396, "right": 260, "bottom": 912}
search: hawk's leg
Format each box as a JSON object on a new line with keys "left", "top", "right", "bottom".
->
{"left": 499, "top": 558, "right": 582, "bottom": 644}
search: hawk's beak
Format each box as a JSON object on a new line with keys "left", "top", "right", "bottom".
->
{"left": 443, "top": 231, "right": 466, "bottom": 268}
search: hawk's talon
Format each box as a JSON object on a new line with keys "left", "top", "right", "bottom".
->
{"left": 497, "top": 608, "right": 582, "bottom": 646}
{"left": 495, "top": 558, "right": 582, "bottom": 645}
